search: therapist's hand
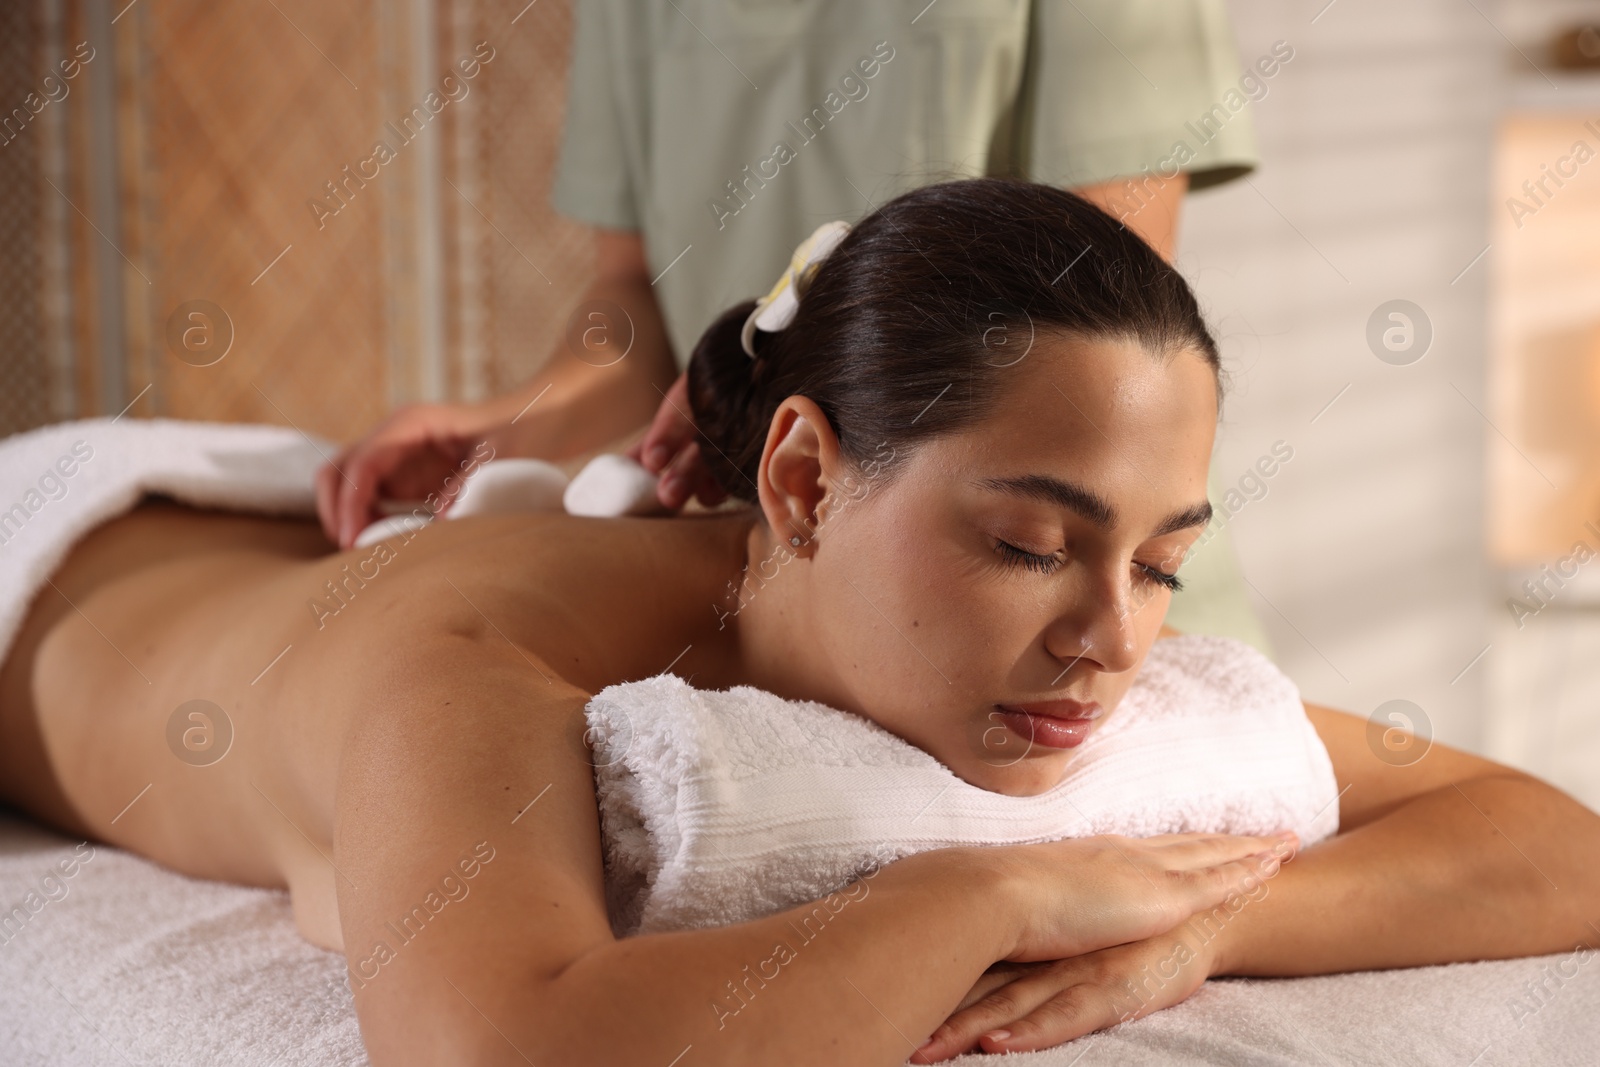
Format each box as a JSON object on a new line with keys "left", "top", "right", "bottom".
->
{"left": 315, "top": 401, "right": 503, "bottom": 548}
{"left": 317, "top": 229, "right": 681, "bottom": 544}
{"left": 625, "top": 372, "right": 728, "bottom": 510}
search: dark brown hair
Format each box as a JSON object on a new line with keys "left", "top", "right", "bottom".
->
{"left": 687, "top": 177, "right": 1222, "bottom": 505}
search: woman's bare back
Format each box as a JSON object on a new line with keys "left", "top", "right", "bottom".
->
{"left": 0, "top": 500, "right": 751, "bottom": 948}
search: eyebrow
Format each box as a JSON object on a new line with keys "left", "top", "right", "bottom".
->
{"left": 974, "top": 475, "right": 1213, "bottom": 537}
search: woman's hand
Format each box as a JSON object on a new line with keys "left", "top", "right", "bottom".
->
{"left": 625, "top": 372, "right": 727, "bottom": 511}
{"left": 997, "top": 831, "right": 1295, "bottom": 965}
{"left": 914, "top": 831, "right": 1297, "bottom": 1062}
{"left": 912, "top": 927, "right": 1220, "bottom": 1061}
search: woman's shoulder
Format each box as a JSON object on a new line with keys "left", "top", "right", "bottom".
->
{"left": 359, "top": 510, "right": 751, "bottom": 694}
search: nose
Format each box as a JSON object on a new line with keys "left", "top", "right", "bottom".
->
{"left": 1042, "top": 568, "right": 1144, "bottom": 675}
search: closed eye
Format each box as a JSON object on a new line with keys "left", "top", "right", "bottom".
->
{"left": 994, "top": 539, "right": 1061, "bottom": 574}
{"left": 1139, "top": 563, "right": 1184, "bottom": 593}
{"left": 995, "top": 539, "right": 1184, "bottom": 592}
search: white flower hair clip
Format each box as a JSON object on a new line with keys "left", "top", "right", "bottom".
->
{"left": 740, "top": 220, "right": 852, "bottom": 359}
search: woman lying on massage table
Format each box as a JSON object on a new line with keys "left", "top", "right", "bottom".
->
{"left": 2, "top": 179, "right": 1596, "bottom": 1067}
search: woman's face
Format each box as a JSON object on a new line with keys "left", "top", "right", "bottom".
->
{"left": 806, "top": 333, "right": 1219, "bottom": 796}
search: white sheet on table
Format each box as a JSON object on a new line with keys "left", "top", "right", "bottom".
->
{"left": 1, "top": 814, "right": 1593, "bottom": 1066}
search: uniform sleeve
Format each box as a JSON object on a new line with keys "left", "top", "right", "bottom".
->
{"left": 1015, "top": 0, "right": 1265, "bottom": 192}
{"left": 551, "top": 0, "right": 640, "bottom": 229}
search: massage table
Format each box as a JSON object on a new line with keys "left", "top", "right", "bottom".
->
{"left": 2, "top": 812, "right": 1593, "bottom": 1066}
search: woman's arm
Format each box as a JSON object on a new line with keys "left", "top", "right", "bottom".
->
{"left": 482, "top": 228, "right": 678, "bottom": 462}
{"left": 1072, "top": 174, "right": 1188, "bottom": 262}
{"left": 916, "top": 701, "right": 1600, "bottom": 1059}
{"left": 335, "top": 610, "right": 1289, "bottom": 1067}
{"left": 1206, "top": 702, "right": 1600, "bottom": 975}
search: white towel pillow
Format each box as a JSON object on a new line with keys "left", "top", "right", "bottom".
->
{"left": 585, "top": 634, "right": 1340, "bottom": 936}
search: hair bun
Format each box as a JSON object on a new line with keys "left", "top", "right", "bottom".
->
{"left": 687, "top": 298, "right": 763, "bottom": 503}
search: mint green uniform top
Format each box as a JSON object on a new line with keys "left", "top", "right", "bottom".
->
{"left": 552, "top": 0, "right": 1272, "bottom": 654}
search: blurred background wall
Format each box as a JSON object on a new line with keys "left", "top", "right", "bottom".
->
{"left": 1184, "top": 0, "right": 1600, "bottom": 810}
{"left": 2, "top": 0, "right": 1597, "bottom": 807}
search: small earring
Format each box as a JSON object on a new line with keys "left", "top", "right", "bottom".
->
{"left": 790, "top": 536, "right": 802, "bottom": 547}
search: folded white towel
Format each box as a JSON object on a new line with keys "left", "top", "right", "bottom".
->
{"left": 0, "top": 417, "right": 325, "bottom": 662}
{"left": 585, "top": 635, "right": 1340, "bottom": 937}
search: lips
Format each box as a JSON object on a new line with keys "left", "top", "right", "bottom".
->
{"left": 993, "top": 699, "right": 1103, "bottom": 750}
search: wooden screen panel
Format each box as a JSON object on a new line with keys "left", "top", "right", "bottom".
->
{"left": 0, "top": 1, "right": 48, "bottom": 436}
{"left": 468, "top": 0, "right": 593, "bottom": 403}
{"left": 133, "top": 0, "right": 390, "bottom": 439}
{"left": 37, "top": 0, "right": 593, "bottom": 444}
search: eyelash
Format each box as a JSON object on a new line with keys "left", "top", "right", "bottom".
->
{"left": 993, "top": 539, "right": 1185, "bottom": 593}
{"left": 994, "top": 539, "right": 1060, "bottom": 574}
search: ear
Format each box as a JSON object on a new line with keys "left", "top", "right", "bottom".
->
{"left": 755, "top": 395, "right": 849, "bottom": 549}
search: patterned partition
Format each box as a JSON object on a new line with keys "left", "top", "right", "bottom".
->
{"left": 4, "top": 0, "right": 592, "bottom": 444}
